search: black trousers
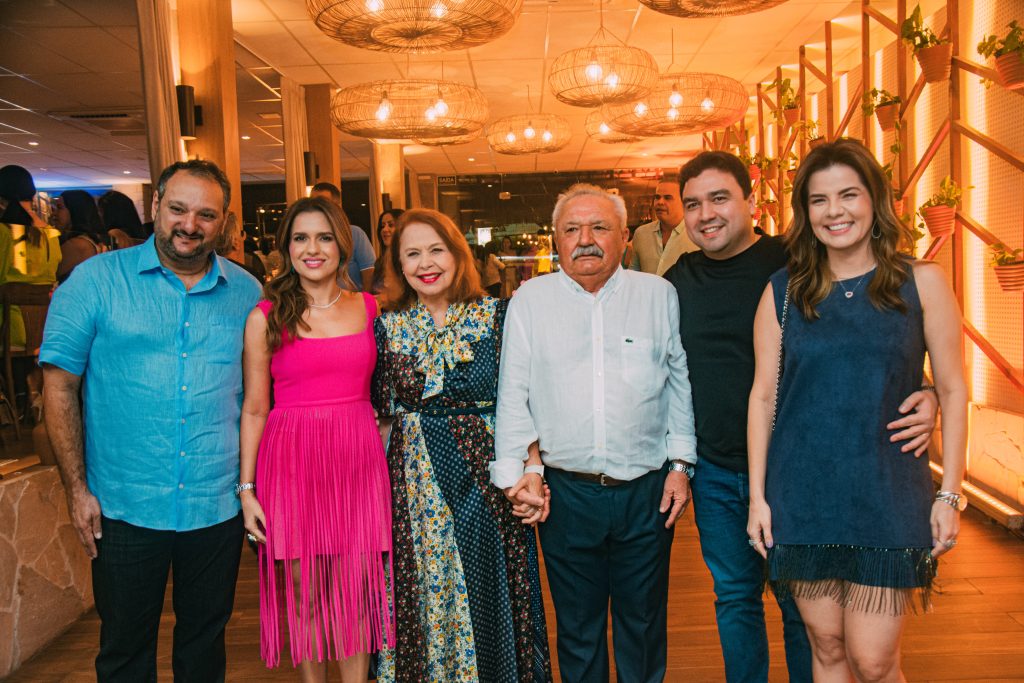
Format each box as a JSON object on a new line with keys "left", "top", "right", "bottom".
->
{"left": 539, "top": 466, "right": 674, "bottom": 683}
{"left": 91, "top": 513, "right": 243, "bottom": 682}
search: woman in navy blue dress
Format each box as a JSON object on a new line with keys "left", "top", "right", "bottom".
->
{"left": 746, "top": 140, "right": 967, "bottom": 682}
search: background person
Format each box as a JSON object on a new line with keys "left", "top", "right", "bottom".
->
{"left": 372, "top": 208, "right": 402, "bottom": 293}
{"left": 630, "top": 178, "right": 698, "bottom": 275}
{"left": 747, "top": 140, "right": 967, "bottom": 682}
{"left": 239, "top": 197, "right": 393, "bottom": 680}
{"left": 98, "top": 190, "right": 145, "bottom": 247}
{"left": 54, "top": 189, "right": 106, "bottom": 282}
{"left": 371, "top": 208, "right": 551, "bottom": 682}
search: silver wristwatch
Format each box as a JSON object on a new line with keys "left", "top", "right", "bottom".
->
{"left": 235, "top": 482, "right": 256, "bottom": 496}
{"left": 935, "top": 490, "right": 967, "bottom": 511}
{"left": 669, "top": 460, "right": 695, "bottom": 480}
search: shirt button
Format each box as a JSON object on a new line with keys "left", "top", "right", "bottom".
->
{"left": 178, "top": 483, "right": 185, "bottom": 490}
{"left": 181, "top": 352, "right": 188, "bottom": 358}
{"left": 181, "top": 418, "right": 186, "bottom": 425}
{"left": 184, "top": 322, "right": 190, "bottom": 328}
{"left": 181, "top": 385, "right": 187, "bottom": 391}
{"left": 179, "top": 451, "right": 186, "bottom": 457}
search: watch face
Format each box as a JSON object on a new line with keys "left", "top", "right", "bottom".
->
{"left": 957, "top": 495, "right": 968, "bottom": 511}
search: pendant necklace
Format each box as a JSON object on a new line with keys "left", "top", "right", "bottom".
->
{"left": 835, "top": 272, "right": 868, "bottom": 299}
{"left": 309, "top": 288, "right": 344, "bottom": 309}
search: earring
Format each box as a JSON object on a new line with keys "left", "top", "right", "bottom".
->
{"left": 871, "top": 221, "right": 881, "bottom": 239}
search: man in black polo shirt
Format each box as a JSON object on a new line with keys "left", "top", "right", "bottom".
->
{"left": 662, "top": 151, "right": 937, "bottom": 682}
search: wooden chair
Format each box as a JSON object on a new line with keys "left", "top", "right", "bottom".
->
{"left": 1, "top": 282, "right": 53, "bottom": 439}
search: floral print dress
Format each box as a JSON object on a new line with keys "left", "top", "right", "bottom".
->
{"left": 372, "top": 296, "right": 551, "bottom": 682}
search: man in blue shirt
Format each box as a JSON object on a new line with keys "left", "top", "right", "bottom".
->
{"left": 41, "top": 159, "right": 262, "bottom": 681}
{"left": 309, "top": 182, "right": 376, "bottom": 290}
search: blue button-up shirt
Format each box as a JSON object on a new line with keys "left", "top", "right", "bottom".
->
{"left": 40, "top": 237, "right": 262, "bottom": 531}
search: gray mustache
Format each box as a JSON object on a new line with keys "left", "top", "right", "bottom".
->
{"left": 572, "top": 244, "right": 604, "bottom": 259}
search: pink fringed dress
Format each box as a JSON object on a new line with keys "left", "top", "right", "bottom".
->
{"left": 255, "top": 293, "right": 394, "bottom": 668}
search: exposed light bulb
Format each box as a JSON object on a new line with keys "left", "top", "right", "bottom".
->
{"left": 431, "top": 1, "right": 446, "bottom": 17}
{"left": 366, "top": 0, "right": 382, "bottom": 10}
{"left": 604, "top": 72, "right": 619, "bottom": 90}
{"left": 585, "top": 60, "right": 603, "bottom": 82}
{"left": 375, "top": 94, "right": 392, "bottom": 121}
{"left": 433, "top": 97, "right": 449, "bottom": 116}
{"left": 542, "top": 129, "right": 553, "bottom": 142}
{"left": 506, "top": 131, "right": 516, "bottom": 143}
{"left": 667, "top": 107, "right": 679, "bottom": 120}
{"left": 634, "top": 102, "right": 648, "bottom": 117}
{"left": 669, "top": 86, "right": 683, "bottom": 108}
{"left": 425, "top": 106, "right": 437, "bottom": 121}
{"left": 524, "top": 123, "right": 536, "bottom": 139}
{"left": 599, "top": 122, "right": 611, "bottom": 135}
{"left": 701, "top": 96, "right": 715, "bottom": 112}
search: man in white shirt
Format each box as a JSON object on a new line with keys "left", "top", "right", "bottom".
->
{"left": 629, "top": 178, "right": 699, "bottom": 275}
{"left": 493, "top": 183, "right": 697, "bottom": 683}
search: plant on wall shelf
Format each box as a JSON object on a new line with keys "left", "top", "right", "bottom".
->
{"left": 862, "top": 89, "right": 901, "bottom": 132}
{"left": 978, "top": 20, "right": 1024, "bottom": 90}
{"left": 917, "top": 176, "right": 966, "bottom": 238}
{"left": 990, "top": 242, "right": 1024, "bottom": 292}
{"left": 766, "top": 77, "right": 799, "bottom": 127}
{"left": 901, "top": 4, "right": 953, "bottom": 82}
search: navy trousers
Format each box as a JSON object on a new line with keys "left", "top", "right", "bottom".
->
{"left": 91, "top": 513, "right": 243, "bottom": 682}
{"left": 539, "top": 466, "right": 673, "bottom": 683}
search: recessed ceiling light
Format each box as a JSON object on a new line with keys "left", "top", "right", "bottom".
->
{"left": 123, "top": 170, "right": 131, "bottom": 174}
{"left": 361, "top": 203, "right": 367, "bottom": 207}
{"left": 28, "top": 141, "right": 39, "bottom": 146}
{"left": 468, "top": 157, "right": 475, "bottom": 161}
{"left": 241, "top": 135, "right": 251, "bottom": 140}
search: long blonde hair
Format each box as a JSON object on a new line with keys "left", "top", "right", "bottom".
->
{"left": 785, "top": 140, "right": 916, "bottom": 320}
{"left": 263, "top": 197, "right": 354, "bottom": 350}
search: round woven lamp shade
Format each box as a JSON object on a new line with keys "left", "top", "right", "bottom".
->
{"left": 306, "top": 0, "right": 520, "bottom": 53}
{"left": 585, "top": 109, "right": 642, "bottom": 144}
{"left": 549, "top": 41, "right": 659, "bottom": 107}
{"left": 603, "top": 72, "right": 749, "bottom": 137}
{"left": 330, "top": 79, "right": 488, "bottom": 139}
{"left": 487, "top": 114, "right": 571, "bottom": 154}
{"left": 637, "top": 0, "right": 791, "bottom": 18}
{"left": 414, "top": 128, "right": 482, "bottom": 146}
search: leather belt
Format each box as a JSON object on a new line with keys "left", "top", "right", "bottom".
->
{"left": 549, "top": 468, "right": 629, "bottom": 487}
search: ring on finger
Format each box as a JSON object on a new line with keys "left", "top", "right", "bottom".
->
{"left": 748, "top": 539, "right": 761, "bottom": 547}
{"left": 943, "top": 539, "right": 957, "bottom": 548}
{"left": 246, "top": 533, "right": 257, "bottom": 543}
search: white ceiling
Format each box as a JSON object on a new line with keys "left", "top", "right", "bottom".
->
{"left": 0, "top": 0, "right": 925, "bottom": 188}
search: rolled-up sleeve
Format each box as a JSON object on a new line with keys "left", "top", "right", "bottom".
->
{"left": 39, "top": 267, "right": 98, "bottom": 376}
{"left": 663, "top": 293, "right": 698, "bottom": 463}
{"left": 491, "top": 293, "right": 539, "bottom": 488}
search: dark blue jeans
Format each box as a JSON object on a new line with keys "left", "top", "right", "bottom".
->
{"left": 91, "top": 514, "right": 243, "bottom": 682}
{"left": 539, "top": 466, "right": 673, "bottom": 683}
{"left": 690, "top": 458, "right": 812, "bottom": 683}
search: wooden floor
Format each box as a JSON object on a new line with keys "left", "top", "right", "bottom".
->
{"left": 6, "top": 507, "right": 1024, "bottom": 682}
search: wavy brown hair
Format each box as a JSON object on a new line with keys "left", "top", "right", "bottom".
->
{"left": 263, "top": 197, "right": 354, "bottom": 350}
{"left": 381, "top": 208, "right": 484, "bottom": 311}
{"left": 785, "top": 139, "right": 916, "bottom": 320}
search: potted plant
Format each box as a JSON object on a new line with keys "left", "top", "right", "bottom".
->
{"left": 917, "top": 176, "right": 965, "bottom": 237}
{"left": 766, "top": 77, "right": 799, "bottom": 128}
{"left": 739, "top": 149, "right": 762, "bottom": 182}
{"left": 785, "top": 153, "right": 799, "bottom": 182}
{"left": 797, "top": 119, "right": 825, "bottom": 148}
{"left": 978, "top": 20, "right": 1024, "bottom": 90}
{"left": 760, "top": 198, "right": 779, "bottom": 220}
{"left": 990, "top": 243, "right": 1024, "bottom": 292}
{"left": 901, "top": 4, "right": 953, "bottom": 83}
{"left": 862, "top": 89, "right": 901, "bottom": 132}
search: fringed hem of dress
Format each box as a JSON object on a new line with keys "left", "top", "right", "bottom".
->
{"left": 768, "top": 544, "right": 936, "bottom": 616}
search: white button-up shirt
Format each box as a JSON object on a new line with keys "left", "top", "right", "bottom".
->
{"left": 491, "top": 267, "right": 697, "bottom": 488}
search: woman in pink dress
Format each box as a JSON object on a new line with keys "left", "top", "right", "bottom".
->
{"left": 239, "top": 196, "right": 394, "bottom": 681}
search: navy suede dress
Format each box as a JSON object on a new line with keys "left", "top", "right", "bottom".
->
{"left": 765, "top": 265, "right": 936, "bottom": 614}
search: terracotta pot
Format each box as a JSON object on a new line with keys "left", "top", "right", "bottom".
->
{"left": 893, "top": 198, "right": 905, "bottom": 216}
{"left": 994, "top": 263, "right": 1024, "bottom": 292}
{"left": 874, "top": 102, "right": 899, "bottom": 132}
{"left": 764, "top": 203, "right": 779, "bottom": 219}
{"left": 994, "top": 52, "right": 1024, "bottom": 90}
{"left": 809, "top": 137, "right": 825, "bottom": 149}
{"left": 787, "top": 168, "right": 796, "bottom": 182}
{"left": 916, "top": 43, "right": 953, "bottom": 83}
{"left": 764, "top": 158, "right": 779, "bottom": 175}
{"left": 920, "top": 204, "right": 956, "bottom": 237}
{"left": 783, "top": 107, "right": 800, "bottom": 128}
{"left": 748, "top": 164, "right": 761, "bottom": 182}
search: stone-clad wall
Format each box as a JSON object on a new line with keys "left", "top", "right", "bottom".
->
{"left": 0, "top": 466, "right": 93, "bottom": 678}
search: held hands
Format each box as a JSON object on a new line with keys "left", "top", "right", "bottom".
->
{"left": 503, "top": 472, "right": 550, "bottom": 525}
{"left": 930, "top": 501, "right": 960, "bottom": 559}
{"left": 241, "top": 491, "right": 268, "bottom": 544}
{"left": 67, "top": 487, "right": 103, "bottom": 559}
{"left": 887, "top": 389, "right": 939, "bottom": 456}
{"left": 659, "top": 470, "right": 691, "bottom": 529}
{"left": 746, "top": 498, "right": 773, "bottom": 560}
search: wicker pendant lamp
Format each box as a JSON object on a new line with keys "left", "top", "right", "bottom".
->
{"left": 413, "top": 129, "right": 482, "bottom": 146}
{"left": 602, "top": 72, "right": 748, "bottom": 137}
{"left": 330, "top": 79, "right": 488, "bottom": 139}
{"left": 306, "top": 0, "right": 521, "bottom": 53}
{"left": 585, "top": 109, "right": 642, "bottom": 144}
{"left": 548, "top": 3, "right": 658, "bottom": 107}
{"left": 637, "top": 0, "right": 791, "bottom": 18}
{"left": 487, "top": 113, "right": 571, "bottom": 154}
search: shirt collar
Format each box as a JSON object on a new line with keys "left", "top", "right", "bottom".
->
{"left": 658, "top": 218, "right": 685, "bottom": 235}
{"left": 558, "top": 264, "right": 624, "bottom": 300}
{"left": 136, "top": 235, "right": 228, "bottom": 291}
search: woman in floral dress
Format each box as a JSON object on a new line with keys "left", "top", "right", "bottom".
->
{"left": 372, "top": 208, "right": 551, "bottom": 682}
